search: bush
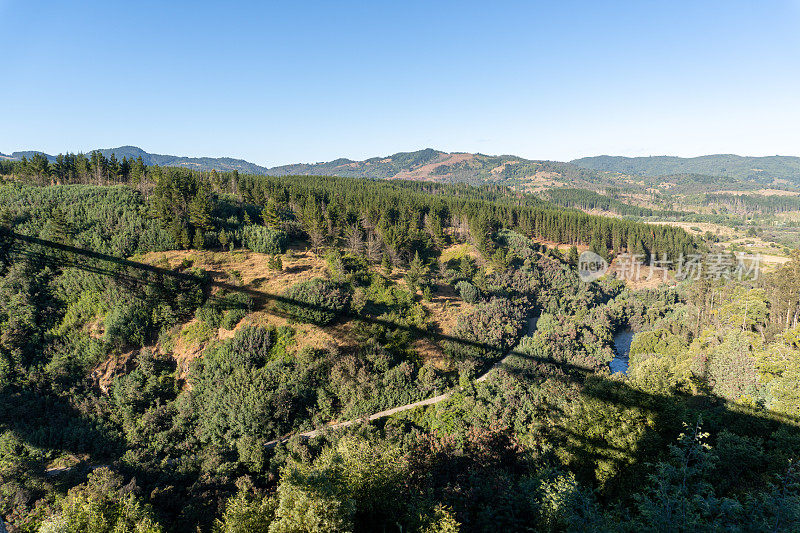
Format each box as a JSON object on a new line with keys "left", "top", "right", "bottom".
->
{"left": 197, "top": 290, "right": 253, "bottom": 330}
{"left": 446, "top": 297, "right": 527, "bottom": 365}
{"left": 326, "top": 250, "right": 371, "bottom": 285}
{"left": 196, "top": 304, "right": 223, "bottom": 329}
{"left": 221, "top": 308, "right": 247, "bottom": 330}
{"left": 241, "top": 224, "right": 288, "bottom": 254}
{"left": 455, "top": 280, "right": 479, "bottom": 304}
{"left": 105, "top": 300, "right": 149, "bottom": 346}
{"left": 268, "top": 254, "right": 283, "bottom": 271}
{"left": 44, "top": 468, "right": 164, "bottom": 533}
{"left": 182, "top": 319, "right": 215, "bottom": 344}
{"left": 189, "top": 325, "right": 325, "bottom": 446}
{"left": 229, "top": 324, "right": 274, "bottom": 363}
{"left": 279, "top": 278, "right": 350, "bottom": 325}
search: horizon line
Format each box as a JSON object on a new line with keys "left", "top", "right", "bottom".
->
{"left": 3, "top": 145, "right": 800, "bottom": 169}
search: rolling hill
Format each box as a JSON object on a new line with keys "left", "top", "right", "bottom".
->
{"left": 7, "top": 146, "right": 800, "bottom": 192}
{"left": 5, "top": 145, "right": 272, "bottom": 175}
{"left": 0, "top": 146, "right": 627, "bottom": 189}
{"left": 264, "top": 148, "right": 614, "bottom": 187}
{"left": 571, "top": 154, "right": 800, "bottom": 183}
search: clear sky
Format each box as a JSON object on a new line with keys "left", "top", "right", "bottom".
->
{"left": 1, "top": 1, "right": 800, "bottom": 166}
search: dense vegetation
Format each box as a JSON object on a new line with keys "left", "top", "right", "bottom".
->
{"left": 0, "top": 146, "right": 644, "bottom": 190}
{"left": 572, "top": 154, "right": 800, "bottom": 184}
{"left": 701, "top": 193, "right": 800, "bottom": 214}
{"left": 2, "top": 146, "right": 270, "bottom": 175}
{"left": 2, "top": 151, "right": 701, "bottom": 262}
{"left": 543, "top": 187, "right": 687, "bottom": 217}
{"left": 0, "top": 159, "right": 798, "bottom": 532}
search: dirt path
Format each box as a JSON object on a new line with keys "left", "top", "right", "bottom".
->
{"left": 45, "top": 315, "right": 539, "bottom": 470}
{"left": 265, "top": 315, "right": 538, "bottom": 447}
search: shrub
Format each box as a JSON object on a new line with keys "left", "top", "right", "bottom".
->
{"left": 196, "top": 304, "right": 223, "bottom": 329}
{"left": 189, "top": 325, "right": 322, "bottom": 446}
{"left": 182, "top": 319, "right": 215, "bottom": 344}
{"left": 221, "top": 308, "right": 247, "bottom": 330}
{"left": 446, "top": 297, "right": 527, "bottom": 365}
{"left": 268, "top": 254, "right": 283, "bottom": 271}
{"left": 279, "top": 278, "right": 350, "bottom": 325}
{"left": 44, "top": 468, "right": 164, "bottom": 533}
{"left": 629, "top": 329, "right": 686, "bottom": 358}
{"left": 327, "top": 250, "right": 371, "bottom": 285}
{"left": 229, "top": 324, "right": 274, "bottom": 364}
{"left": 105, "top": 300, "right": 149, "bottom": 346}
{"left": 455, "top": 280, "right": 479, "bottom": 304}
{"left": 422, "top": 286, "right": 433, "bottom": 302}
{"left": 241, "top": 224, "right": 288, "bottom": 254}
{"left": 198, "top": 290, "right": 252, "bottom": 331}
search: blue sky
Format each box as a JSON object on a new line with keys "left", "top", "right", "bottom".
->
{"left": 1, "top": 1, "right": 799, "bottom": 165}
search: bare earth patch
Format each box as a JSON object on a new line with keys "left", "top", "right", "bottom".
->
{"left": 93, "top": 348, "right": 137, "bottom": 393}
{"left": 133, "top": 246, "right": 462, "bottom": 370}
{"left": 715, "top": 188, "right": 800, "bottom": 197}
{"left": 647, "top": 220, "right": 738, "bottom": 237}
{"left": 390, "top": 152, "right": 475, "bottom": 181}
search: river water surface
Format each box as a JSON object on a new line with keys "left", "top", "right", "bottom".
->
{"left": 610, "top": 329, "right": 634, "bottom": 374}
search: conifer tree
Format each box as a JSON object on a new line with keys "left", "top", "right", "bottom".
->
{"left": 303, "top": 198, "right": 327, "bottom": 254}
{"left": 189, "top": 181, "right": 213, "bottom": 235}
{"left": 192, "top": 228, "right": 204, "bottom": 249}
{"left": 568, "top": 245, "right": 579, "bottom": 266}
{"left": 405, "top": 251, "right": 428, "bottom": 292}
{"left": 460, "top": 255, "right": 475, "bottom": 280}
{"left": 261, "top": 197, "right": 282, "bottom": 229}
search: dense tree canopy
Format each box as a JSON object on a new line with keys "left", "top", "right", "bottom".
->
{"left": 0, "top": 163, "right": 797, "bottom": 532}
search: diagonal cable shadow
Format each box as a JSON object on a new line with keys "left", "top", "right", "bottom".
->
{"left": 5, "top": 228, "right": 800, "bottom": 526}
{"left": 2, "top": 229, "right": 584, "bottom": 375}
{"left": 2, "top": 228, "right": 799, "bottom": 456}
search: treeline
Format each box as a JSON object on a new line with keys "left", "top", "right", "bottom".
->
{"left": 1, "top": 150, "right": 148, "bottom": 185}
{"left": 428, "top": 156, "right": 613, "bottom": 186}
{"left": 704, "top": 193, "right": 800, "bottom": 214}
{"left": 0, "top": 184, "right": 177, "bottom": 256}
{"left": 545, "top": 187, "right": 660, "bottom": 217}
{"left": 229, "top": 173, "right": 699, "bottom": 261}
{"left": 1, "top": 151, "right": 701, "bottom": 261}
{"left": 572, "top": 154, "right": 800, "bottom": 183}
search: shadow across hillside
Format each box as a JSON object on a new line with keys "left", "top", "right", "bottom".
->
{"left": 5, "top": 229, "right": 800, "bottom": 423}
{"left": 491, "top": 351, "right": 800, "bottom": 500}
{"left": 0, "top": 387, "right": 124, "bottom": 459}
{"left": 1, "top": 230, "right": 564, "bottom": 370}
{"left": 2, "top": 228, "right": 800, "bottom": 505}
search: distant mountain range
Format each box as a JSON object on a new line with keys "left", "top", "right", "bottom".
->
{"left": 1, "top": 145, "right": 272, "bottom": 175}
{"left": 4, "top": 145, "right": 800, "bottom": 189}
{"left": 0, "top": 146, "right": 612, "bottom": 187}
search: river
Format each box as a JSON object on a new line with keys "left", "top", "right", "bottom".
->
{"left": 610, "top": 328, "right": 634, "bottom": 374}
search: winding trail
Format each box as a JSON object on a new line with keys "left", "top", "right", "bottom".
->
{"left": 264, "top": 315, "right": 538, "bottom": 447}
{"left": 7, "top": 231, "right": 546, "bottom": 499}
{"left": 43, "top": 314, "right": 538, "bottom": 473}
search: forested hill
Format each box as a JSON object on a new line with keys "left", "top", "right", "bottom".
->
{"left": 2, "top": 146, "right": 613, "bottom": 186}
{"left": 11, "top": 145, "right": 800, "bottom": 190}
{"left": 5, "top": 154, "right": 800, "bottom": 532}
{"left": 571, "top": 154, "right": 800, "bottom": 183}
{"left": 5, "top": 146, "right": 272, "bottom": 175}
{"left": 264, "top": 148, "right": 610, "bottom": 186}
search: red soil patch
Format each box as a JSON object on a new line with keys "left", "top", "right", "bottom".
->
{"left": 390, "top": 152, "right": 475, "bottom": 181}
